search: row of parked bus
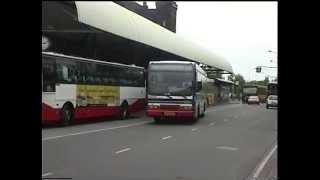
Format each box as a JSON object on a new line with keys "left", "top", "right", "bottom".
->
{"left": 42, "top": 52, "right": 228, "bottom": 125}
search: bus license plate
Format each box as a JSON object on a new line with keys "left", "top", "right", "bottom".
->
{"left": 164, "top": 112, "right": 175, "bottom": 116}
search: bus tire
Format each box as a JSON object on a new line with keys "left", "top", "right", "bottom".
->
{"left": 154, "top": 117, "right": 161, "bottom": 123}
{"left": 193, "top": 105, "right": 199, "bottom": 122}
{"left": 120, "top": 102, "right": 129, "bottom": 120}
{"left": 60, "top": 103, "right": 74, "bottom": 126}
{"left": 200, "top": 103, "right": 206, "bottom": 117}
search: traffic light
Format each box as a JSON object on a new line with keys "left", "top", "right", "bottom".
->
{"left": 256, "top": 67, "right": 261, "bottom": 73}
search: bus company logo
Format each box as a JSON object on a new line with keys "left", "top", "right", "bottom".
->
{"left": 42, "top": 36, "right": 50, "bottom": 51}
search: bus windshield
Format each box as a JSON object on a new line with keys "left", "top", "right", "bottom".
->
{"left": 148, "top": 70, "right": 194, "bottom": 96}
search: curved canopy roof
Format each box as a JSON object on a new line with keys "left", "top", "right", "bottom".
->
{"left": 75, "top": 1, "right": 233, "bottom": 73}
{"left": 215, "top": 78, "right": 235, "bottom": 85}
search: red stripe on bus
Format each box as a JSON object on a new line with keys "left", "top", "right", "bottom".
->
{"left": 42, "top": 98, "right": 146, "bottom": 124}
{"left": 42, "top": 103, "right": 60, "bottom": 123}
{"left": 74, "top": 106, "right": 121, "bottom": 119}
{"left": 128, "top": 98, "right": 146, "bottom": 113}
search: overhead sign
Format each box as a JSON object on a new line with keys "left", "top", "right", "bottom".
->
{"left": 256, "top": 66, "right": 261, "bottom": 73}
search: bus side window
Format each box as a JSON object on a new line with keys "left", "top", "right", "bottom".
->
{"left": 78, "top": 62, "right": 87, "bottom": 84}
{"left": 138, "top": 69, "right": 144, "bottom": 87}
{"left": 62, "top": 65, "right": 69, "bottom": 82}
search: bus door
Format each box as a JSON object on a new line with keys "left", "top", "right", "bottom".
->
{"left": 55, "top": 59, "right": 78, "bottom": 110}
{"left": 42, "top": 56, "right": 57, "bottom": 120}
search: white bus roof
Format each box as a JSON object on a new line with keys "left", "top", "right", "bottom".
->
{"left": 42, "top": 51, "right": 144, "bottom": 69}
{"left": 74, "top": 1, "right": 233, "bottom": 73}
{"left": 149, "top": 61, "right": 195, "bottom": 65}
{"left": 149, "top": 61, "right": 207, "bottom": 75}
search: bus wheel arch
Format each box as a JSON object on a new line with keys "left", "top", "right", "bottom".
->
{"left": 120, "top": 100, "right": 129, "bottom": 120}
{"left": 60, "top": 102, "right": 74, "bottom": 126}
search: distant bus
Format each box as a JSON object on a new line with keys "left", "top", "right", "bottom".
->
{"left": 267, "top": 82, "right": 277, "bottom": 96}
{"left": 42, "top": 52, "right": 146, "bottom": 125}
{"left": 146, "top": 61, "right": 208, "bottom": 122}
{"left": 242, "top": 85, "right": 267, "bottom": 103}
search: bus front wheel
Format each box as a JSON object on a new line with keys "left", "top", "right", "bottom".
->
{"left": 154, "top": 117, "right": 161, "bottom": 123}
{"left": 200, "top": 103, "right": 205, "bottom": 118}
{"left": 60, "top": 104, "right": 74, "bottom": 126}
{"left": 192, "top": 106, "right": 199, "bottom": 122}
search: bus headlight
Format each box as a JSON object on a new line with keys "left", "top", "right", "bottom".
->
{"left": 181, "top": 106, "right": 193, "bottom": 110}
{"left": 148, "top": 105, "right": 159, "bottom": 109}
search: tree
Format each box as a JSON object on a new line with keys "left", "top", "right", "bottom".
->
{"left": 234, "top": 74, "right": 245, "bottom": 97}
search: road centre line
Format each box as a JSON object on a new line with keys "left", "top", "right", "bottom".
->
{"left": 216, "top": 146, "right": 239, "bottom": 151}
{"left": 251, "top": 144, "right": 277, "bottom": 179}
{"left": 42, "top": 121, "right": 149, "bottom": 141}
{"left": 191, "top": 128, "right": 198, "bottom": 131}
{"left": 209, "top": 122, "right": 215, "bottom": 126}
{"left": 42, "top": 172, "right": 53, "bottom": 177}
{"left": 115, "top": 148, "right": 131, "bottom": 154}
{"left": 161, "top": 136, "right": 172, "bottom": 140}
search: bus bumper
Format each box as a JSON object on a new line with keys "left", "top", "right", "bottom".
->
{"left": 147, "top": 109, "right": 194, "bottom": 118}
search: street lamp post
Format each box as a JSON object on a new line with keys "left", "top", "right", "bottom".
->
{"left": 267, "top": 50, "right": 278, "bottom": 63}
{"left": 255, "top": 65, "right": 277, "bottom": 82}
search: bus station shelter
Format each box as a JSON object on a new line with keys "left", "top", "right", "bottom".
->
{"left": 214, "top": 78, "right": 236, "bottom": 102}
{"left": 42, "top": 1, "right": 233, "bottom": 74}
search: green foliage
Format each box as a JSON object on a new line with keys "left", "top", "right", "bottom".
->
{"left": 234, "top": 74, "right": 245, "bottom": 97}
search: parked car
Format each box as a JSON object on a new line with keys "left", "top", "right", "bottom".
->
{"left": 266, "top": 95, "right": 278, "bottom": 109}
{"left": 247, "top": 96, "right": 260, "bottom": 104}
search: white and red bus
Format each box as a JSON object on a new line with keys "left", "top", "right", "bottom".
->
{"left": 146, "top": 61, "right": 209, "bottom": 122}
{"left": 42, "top": 52, "right": 146, "bottom": 125}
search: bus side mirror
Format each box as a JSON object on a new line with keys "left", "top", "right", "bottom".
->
{"left": 197, "top": 82, "right": 202, "bottom": 91}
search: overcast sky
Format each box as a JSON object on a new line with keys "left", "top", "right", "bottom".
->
{"left": 138, "top": 1, "right": 277, "bottom": 81}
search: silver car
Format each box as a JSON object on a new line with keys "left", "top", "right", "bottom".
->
{"left": 248, "top": 96, "right": 260, "bottom": 104}
{"left": 266, "top": 95, "right": 278, "bottom": 109}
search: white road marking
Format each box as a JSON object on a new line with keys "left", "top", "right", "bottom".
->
{"left": 161, "top": 136, "right": 172, "bottom": 140}
{"left": 209, "top": 122, "right": 215, "bottom": 126}
{"left": 224, "top": 119, "right": 229, "bottom": 122}
{"left": 251, "top": 144, "right": 277, "bottom": 179}
{"left": 42, "top": 172, "right": 53, "bottom": 177}
{"left": 216, "top": 146, "right": 239, "bottom": 151}
{"left": 42, "top": 121, "right": 149, "bottom": 141}
{"left": 191, "top": 128, "right": 198, "bottom": 131}
{"left": 115, "top": 148, "right": 131, "bottom": 154}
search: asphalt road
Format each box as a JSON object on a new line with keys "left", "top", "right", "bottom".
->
{"left": 42, "top": 103, "right": 277, "bottom": 180}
